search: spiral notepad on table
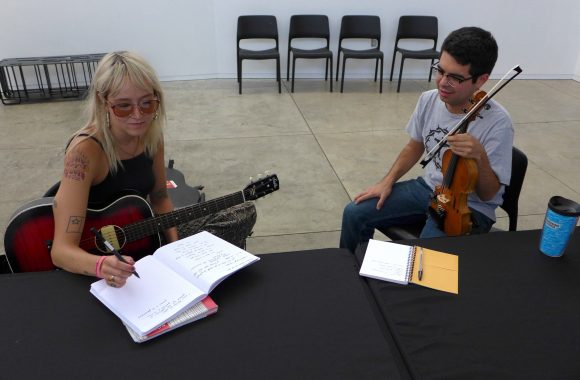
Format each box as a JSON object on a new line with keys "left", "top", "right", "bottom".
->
{"left": 359, "top": 240, "right": 417, "bottom": 285}
{"left": 359, "top": 239, "right": 459, "bottom": 294}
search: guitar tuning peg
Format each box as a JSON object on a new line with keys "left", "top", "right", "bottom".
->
{"left": 265, "top": 170, "right": 271, "bottom": 176}
{"left": 249, "top": 176, "right": 254, "bottom": 183}
{"left": 257, "top": 173, "right": 263, "bottom": 179}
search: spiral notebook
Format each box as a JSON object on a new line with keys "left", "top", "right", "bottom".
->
{"left": 359, "top": 239, "right": 458, "bottom": 294}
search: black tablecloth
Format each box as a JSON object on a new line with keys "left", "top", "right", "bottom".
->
{"left": 357, "top": 229, "right": 580, "bottom": 380}
{"left": 1, "top": 249, "right": 406, "bottom": 380}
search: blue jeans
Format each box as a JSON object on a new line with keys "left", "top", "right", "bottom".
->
{"left": 339, "top": 177, "right": 494, "bottom": 252}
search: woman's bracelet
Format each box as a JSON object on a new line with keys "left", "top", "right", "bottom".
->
{"left": 95, "top": 255, "right": 107, "bottom": 278}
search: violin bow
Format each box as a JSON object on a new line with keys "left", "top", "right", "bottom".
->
{"left": 420, "top": 65, "right": 523, "bottom": 168}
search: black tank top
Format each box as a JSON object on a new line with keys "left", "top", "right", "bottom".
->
{"left": 88, "top": 152, "right": 155, "bottom": 204}
{"left": 69, "top": 134, "right": 155, "bottom": 204}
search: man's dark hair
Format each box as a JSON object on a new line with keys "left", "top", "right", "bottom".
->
{"left": 440, "top": 27, "right": 498, "bottom": 81}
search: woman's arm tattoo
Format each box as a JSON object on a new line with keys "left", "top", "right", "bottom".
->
{"left": 66, "top": 216, "right": 85, "bottom": 233}
{"left": 64, "top": 150, "right": 89, "bottom": 181}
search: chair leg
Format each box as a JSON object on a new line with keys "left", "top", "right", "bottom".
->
{"left": 397, "top": 57, "right": 405, "bottom": 93}
{"left": 390, "top": 49, "right": 397, "bottom": 81}
{"left": 238, "top": 59, "right": 242, "bottom": 95}
{"left": 329, "top": 57, "right": 333, "bottom": 93}
{"left": 379, "top": 57, "right": 383, "bottom": 93}
{"left": 336, "top": 51, "right": 340, "bottom": 81}
{"left": 324, "top": 58, "right": 329, "bottom": 81}
{"left": 286, "top": 50, "right": 291, "bottom": 81}
{"left": 428, "top": 58, "right": 435, "bottom": 82}
{"left": 276, "top": 58, "right": 281, "bottom": 94}
{"left": 340, "top": 57, "right": 347, "bottom": 93}
{"left": 291, "top": 57, "right": 296, "bottom": 93}
{"left": 374, "top": 59, "right": 378, "bottom": 82}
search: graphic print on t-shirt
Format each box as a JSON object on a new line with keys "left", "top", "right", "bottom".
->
{"left": 424, "top": 125, "right": 450, "bottom": 170}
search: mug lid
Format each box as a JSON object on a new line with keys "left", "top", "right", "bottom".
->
{"left": 548, "top": 196, "right": 580, "bottom": 216}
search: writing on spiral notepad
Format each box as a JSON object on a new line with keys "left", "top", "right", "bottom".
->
{"left": 366, "top": 259, "right": 407, "bottom": 281}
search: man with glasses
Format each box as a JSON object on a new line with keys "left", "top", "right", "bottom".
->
{"left": 340, "top": 27, "right": 513, "bottom": 253}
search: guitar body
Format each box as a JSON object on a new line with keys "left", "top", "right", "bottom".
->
{"left": 4, "top": 173, "right": 279, "bottom": 273}
{"left": 4, "top": 195, "right": 160, "bottom": 273}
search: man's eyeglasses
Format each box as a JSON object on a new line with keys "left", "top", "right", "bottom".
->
{"left": 431, "top": 64, "right": 474, "bottom": 87}
{"left": 108, "top": 98, "right": 160, "bottom": 118}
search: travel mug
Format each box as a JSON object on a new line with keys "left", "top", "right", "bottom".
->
{"left": 539, "top": 196, "right": 580, "bottom": 257}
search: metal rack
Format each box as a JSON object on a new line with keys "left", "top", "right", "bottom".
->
{"left": 0, "top": 53, "right": 105, "bottom": 105}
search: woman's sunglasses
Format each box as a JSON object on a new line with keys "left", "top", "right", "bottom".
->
{"left": 108, "top": 98, "right": 160, "bottom": 118}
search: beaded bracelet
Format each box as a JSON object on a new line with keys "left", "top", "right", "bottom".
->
{"left": 95, "top": 255, "right": 107, "bottom": 278}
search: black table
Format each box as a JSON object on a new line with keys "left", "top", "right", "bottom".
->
{"left": 357, "top": 229, "right": 580, "bottom": 380}
{"left": 0, "top": 249, "right": 407, "bottom": 380}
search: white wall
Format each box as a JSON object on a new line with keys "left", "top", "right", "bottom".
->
{"left": 2, "top": 0, "right": 580, "bottom": 81}
{"left": 574, "top": 53, "right": 580, "bottom": 81}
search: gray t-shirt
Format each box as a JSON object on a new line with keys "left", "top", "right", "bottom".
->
{"left": 406, "top": 89, "right": 514, "bottom": 221}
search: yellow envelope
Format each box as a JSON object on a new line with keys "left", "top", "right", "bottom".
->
{"left": 410, "top": 247, "right": 459, "bottom": 294}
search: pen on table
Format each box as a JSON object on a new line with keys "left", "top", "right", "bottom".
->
{"left": 91, "top": 228, "right": 140, "bottom": 278}
{"left": 418, "top": 247, "right": 424, "bottom": 281}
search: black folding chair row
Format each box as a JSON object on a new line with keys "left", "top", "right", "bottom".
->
{"left": 237, "top": 15, "right": 440, "bottom": 94}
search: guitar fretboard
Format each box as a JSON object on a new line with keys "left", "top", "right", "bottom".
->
{"left": 122, "top": 191, "right": 246, "bottom": 243}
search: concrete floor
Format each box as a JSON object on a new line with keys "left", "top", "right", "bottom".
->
{"left": 1, "top": 77, "right": 579, "bottom": 256}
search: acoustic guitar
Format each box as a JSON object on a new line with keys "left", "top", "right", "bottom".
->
{"left": 4, "top": 174, "right": 279, "bottom": 273}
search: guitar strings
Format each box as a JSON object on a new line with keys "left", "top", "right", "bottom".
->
{"left": 77, "top": 178, "right": 272, "bottom": 252}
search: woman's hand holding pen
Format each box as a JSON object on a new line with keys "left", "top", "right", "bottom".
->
{"left": 99, "top": 255, "right": 136, "bottom": 288}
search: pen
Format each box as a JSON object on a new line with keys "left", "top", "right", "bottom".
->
{"left": 418, "top": 247, "right": 424, "bottom": 281}
{"left": 91, "top": 228, "right": 140, "bottom": 278}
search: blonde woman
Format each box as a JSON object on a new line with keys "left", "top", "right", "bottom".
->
{"left": 51, "top": 51, "right": 174, "bottom": 288}
{"left": 51, "top": 51, "right": 256, "bottom": 288}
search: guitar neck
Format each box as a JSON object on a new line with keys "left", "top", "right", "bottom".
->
{"left": 123, "top": 191, "right": 246, "bottom": 243}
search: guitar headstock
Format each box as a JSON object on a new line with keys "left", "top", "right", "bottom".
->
{"left": 243, "top": 173, "right": 280, "bottom": 201}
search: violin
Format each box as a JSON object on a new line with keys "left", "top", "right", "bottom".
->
{"left": 422, "top": 65, "right": 523, "bottom": 236}
{"left": 429, "top": 91, "right": 486, "bottom": 236}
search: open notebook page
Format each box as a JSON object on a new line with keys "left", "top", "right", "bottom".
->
{"left": 90, "top": 255, "right": 205, "bottom": 335}
{"left": 153, "top": 231, "right": 259, "bottom": 294}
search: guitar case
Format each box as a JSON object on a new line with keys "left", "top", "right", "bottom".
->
{"left": 165, "top": 159, "right": 205, "bottom": 208}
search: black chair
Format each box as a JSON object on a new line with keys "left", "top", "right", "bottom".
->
{"left": 378, "top": 146, "right": 528, "bottom": 240}
{"left": 287, "top": 15, "right": 333, "bottom": 93}
{"left": 237, "top": 15, "right": 281, "bottom": 94}
{"left": 389, "top": 15, "right": 440, "bottom": 93}
{"left": 336, "top": 15, "right": 384, "bottom": 93}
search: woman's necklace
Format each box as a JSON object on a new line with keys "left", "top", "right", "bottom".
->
{"left": 117, "top": 138, "right": 142, "bottom": 159}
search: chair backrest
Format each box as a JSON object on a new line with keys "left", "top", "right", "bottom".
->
{"left": 339, "top": 15, "right": 381, "bottom": 46}
{"left": 289, "top": 15, "right": 330, "bottom": 42}
{"left": 395, "top": 15, "right": 438, "bottom": 47}
{"left": 501, "top": 146, "right": 528, "bottom": 231}
{"left": 237, "top": 15, "right": 278, "bottom": 44}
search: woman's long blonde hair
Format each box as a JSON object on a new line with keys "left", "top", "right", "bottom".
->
{"left": 72, "top": 51, "right": 165, "bottom": 174}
